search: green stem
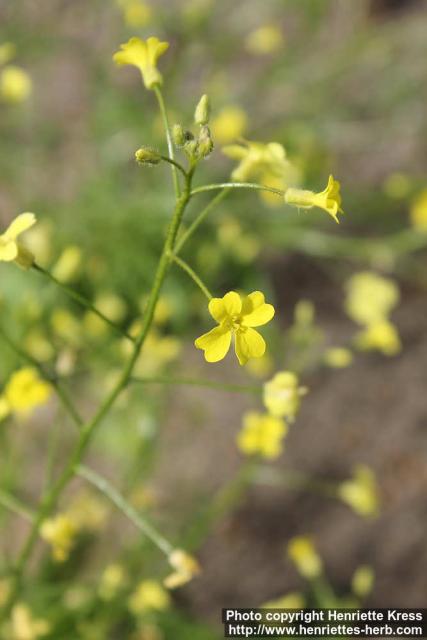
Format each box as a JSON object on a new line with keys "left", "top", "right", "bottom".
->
{"left": 169, "top": 253, "right": 212, "bottom": 299}
{"left": 174, "top": 187, "right": 230, "bottom": 255}
{"left": 131, "top": 375, "right": 261, "bottom": 394}
{"left": 190, "top": 182, "right": 285, "bottom": 198}
{"left": 0, "top": 322, "right": 83, "bottom": 429}
{"left": 32, "top": 264, "right": 134, "bottom": 344}
{"left": 2, "top": 169, "right": 194, "bottom": 615}
{"left": 0, "top": 489, "right": 34, "bottom": 523}
{"left": 154, "top": 85, "right": 181, "bottom": 198}
{"left": 77, "top": 465, "right": 173, "bottom": 556}
{"left": 160, "top": 155, "right": 187, "bottom": 179}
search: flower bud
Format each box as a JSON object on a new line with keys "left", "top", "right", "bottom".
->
{"left": 172, "top": 124, "right": 186, "bottom": 147}
{"left": 196, "top": 125, "right": 214, "bottom": 159}
{"left": 194, "top": 94, "right": 211, "bottom": 126}
{"left": 135, "top": 146, "right": 162, "bottom": 166}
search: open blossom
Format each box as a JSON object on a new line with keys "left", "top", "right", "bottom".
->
{"left": 285, "top": 175, "right": 343, "bottom": 222}
{"left": 113, "top": 36, "right": 169, "bottom": 89}
{"left": 164, "top": 549, "right": 201, "bottom": 589}
{"left": 9, "top": 604, "right": 50, "bottom": 640}
{"left": 128, "top": 580, "right": 170, "bottom": 614}
{"left": 237, "top": 411, "right": 288, "bottom": 459}
{"left": 40, "top": 514, "right": 78, "bottom": 563}
{"left": 338, "top": 465, "right": 380, "bottom": 518}
{"left": 0, "top": 367, "right": 51, "bottom": 421}
{"left": 0, "top": 213, "right": 36, "bottom": 268}
{"left": 263, "top": 371, "right": 307, "bottom": 421}
{"left": 195, "top": 291, "right": 275, "bottom": 365}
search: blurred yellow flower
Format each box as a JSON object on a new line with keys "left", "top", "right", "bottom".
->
{"left": 128, "top": 580, "right": 170, "bottom": 615}
{"left": 345, "top": 271, "right": 399, "bottom": 327}
{"left": 99, "top": 564, "right": 127, "bottom": 601}
{"left": 245, "top": 25, "right": 284, "bottom": 55}
{"left": 0, "top": 367, "right": 51, "bottom": 420}
{"left": 338, "top": 465, "right": 380, "bottom": 518}
{"left": 195, "top": 291, "right": 275, "bottom": 365}
{"left": 0, "top": 42, "right": 16, "bottom": 65}
{"left": 211, "top": 106, "right": 248, "bottom": 144}
{"left": 51, "top": 308, "right": 82, "bottom": 345}
{"left": 52, "top": 245, "right": 82, "bottom": 282}
{"left": 382, "top": 172, "right": 411, "bottom": 200}
{"left": 66, "top": 490, "right": 109, "bottom": 532}
{"left": 24, "top": 330, "right": 55, "bottom": 363}
{"left": 262, "top": 592, "right": 305, "bottom": 609}
{"left": 285, "top": 175, "right": 343, "bottom": 223}
{"left": 351, "top": 565, "right": 375, "bottom": 598}
{"left": 0, "top": 213, "right": 36, "bottom": 269}
{"left": 0, "top": 66, "right": 32, "bottom": 103}
{"left": 117, "top": 0, "right": 152, "bottom": 27}
{"left": 113, "top": 36, "right": 169, "bottom": 89}
{"left": 323, "top": 347, "right": 353, "bottom": 368}
{"left": 355, "top": 320, "right": 401, "bottom": 356}
{"left": 9, "top": 604, "right": 50, "bottom": 640}
{"left": 84, "top": 292, "right": 127, "bottom": 338}
{"left": 40, "top": 514, "right": 78, "bottom": 563}
{"left": 237, "top": 411, "right": 287, "bottom": 459}
{"left": 245, "top": 353, "right": 274, "bottom": 378}
{"left": 263, "top": 371, "right": 307, "bottom": 421}
{"left": 410, "top": 188, "right": 427, "bottom": 231}
{"left": 164, "top": 549, "right": 201, "bottom": 589}
{"left": 287, "top": 536, "right": 322, "bottom": 579}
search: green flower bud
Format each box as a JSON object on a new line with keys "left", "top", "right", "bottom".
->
{"left": 194, "top": 94, "right": 211, "bottom": 126}
{"left": 172, "top": 124, "right": 186, "bottom": 147}
{"left": 196, "top": 125, "right": 214, "bottom": 159}
{"left": 183, "top": 139, "right": 199, "bottom": 159}
{"left": 135, "top": 146, "right": 162, "bottom": 166}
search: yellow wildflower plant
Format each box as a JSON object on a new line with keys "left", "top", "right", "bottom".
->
{"left": 211, "top": 105, "right": 248, "bottom": 144}
{"left": 113, "top": 36, "right": 169, "bottom": 89}
{"left": 164, "top": 549, "right": 201, "bottom": 589}
{"left": 287, "top": 536, "right": 323, "bottom": 580}
{"left": 409, "top": 188, "right": 427, "bottom": 231}
{"left": 0, "top": 213, "right": 36, "bottom": 269}
{"left": 345, "top": 271, "right": 399, "bottom": 327}
{"left": 354, "top": 320, "right": 401, "bottom": 356}
{"left": 245, "top": 25, "right": 284, "bottom": 56}
{"left": 195, "top": 291, "right": 275, "bottom": 365}
{"left": 237, "top": 411, "right": 288, "bottom": 459}
{"left": 0, "top": 367, "right": 51, "bottom": 421}
{"left": 0, "top": 66, "right": 32, "bottom": 103}
{"left": 338, "top": 465, "right": 380, "bottom": 518}
{"left": 8, "top": 604, "right": 50, "bottom": 640}
{"left": 40, "top": 514, "right": 78, "bottom": 563}
{"left": 263, "top": 371, "right": 307, "bottom": 421}
{"left": 285, "top": 174, "right": 343, "bottom": 222}
{"left": 128, "top": 580, "right": 170, "bottom": 615}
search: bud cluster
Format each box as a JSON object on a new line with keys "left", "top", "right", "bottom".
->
{"left": 172, "top": 94, "right": 214, "bottom": 161}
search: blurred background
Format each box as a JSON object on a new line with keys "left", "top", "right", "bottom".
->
{"left": 1, "top": 0, "right": 427, "bottom": 638}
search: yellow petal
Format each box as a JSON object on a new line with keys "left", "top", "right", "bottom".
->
{"left": 241, "top": 291, "right": 275, "bottom": 327}
{"left": 208, "top": 298, "right": 227, "bottom": 323}
{"left": 195, "top": 325, "right": 231, "bottom": 362}
{"left": 222, "top": 291, "right": 242, "bottom": 316}
{"left": 146, "top": 37, "right": 169, "bottom": 65}
{"left": 4, "top": 212, "right": 36, "bottom": 240}
{"left": 235, "top": 328, "right": 266, "bottom": 365}
{"left": 0, "top": 240, "right": 18, "bottom": 261}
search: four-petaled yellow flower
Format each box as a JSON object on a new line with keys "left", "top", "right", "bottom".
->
{"left": 237, "top": 411, "right": 288, "bottom": 459}
{"left": 195, "top": 291, "right": 275, "bottom": 365}
{"left": 285, "top": 175, "right": 343, "bottom": 222}
{"left": 0, "top": 213, "right": 36, "bottom": 268}
{"left": 0, "top": 367, "right": 51, "bottom": 421}
{"left": 113, "top": 36, "right": 169, "bottom": 90}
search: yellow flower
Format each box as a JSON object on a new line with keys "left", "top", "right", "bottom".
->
{"left": 66, "top": 490, "right": 109, "bottom": 532}
{"left": 52, "top": 245, "right": 82, "bottom": 282}
{"left": 410, "top": 188, "right": 427, "bottom": 231}
{"left": 9, "top": 604, "right": 50, "bottom": 640}
{"left": 0, "top": 213, "right": 36, "bottom": 268}
{"left": 195, "top": 291, "right": 275, "bottom": 365}
{"left": 211, "top": 106, "right": 248, "bottom": 144}
{"left": 245, "top": 25, "right": 284, "bottom": 55}
{"left": 98, "top": 564, "right": 127, "bottom": 601}
{"left": 0, "top": 367, "right": 51, "bottom": 420}
{"left": 354, "top": 320, "right": 401, "bottom": 356}
{"left": 128, "top": 580, "right": 170, "bottom": 615}
{"left": 287, "top": 536, "right": 322, "bottom": 580}
{"left": 262, "top": 592, "right": 305, "bottom": 609}
{"left": 117, "top": 0, "right": 153, "bottom": 28}
{"left": 237, "top": 411, "right": 287, "bottom": 459}
{"left": 345, "top": 271, "right": 399, "bottom": 327}
{"left": 223, "top": 140, "right": 296, "bottom": 206}
{"left": 323, "top": 347, "right": 353, "bottom": 368}
{"left": 40, "top": 514, "right": 78, "bottom": 563}
{"left": 0, "top": 66, "right": 32, "bottom": 103}
{"left": 351, "top": 565, "right": 375, "bottom": 598}
{"left": 113, "top": 36, "right": 169, "bottom": 89}
{"left": 338, "top": 465, "right": 380, "bottom": 518}
{"left": 164, "top": 549, "right": 201, "bottom": 589}
{"left": 263, "top": 371, "right": 307, "bottom": 421}
{"left": 285, "top": 175, "right": 343, "bottom": 222}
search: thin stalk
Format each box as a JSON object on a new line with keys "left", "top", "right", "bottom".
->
{"left": 154, "top": 86, "right": 180, "bottom": 198}
{"left": 174, "top": 187, "right": 230, "bottom": 255}
{"left": 77, "top": 465, "right": 173, "bottom": 556}
{"left": 32, "top": 264, "right": 134, "bottom": 344}
{"left": 160, "top": 155, "right": 187, "bottom": 179}
{"left": 190, "top": 182, "right": 285, "bottom": 198}
{"left": 0, "top": 489, "right": 34, "bottom": 523}
{"left": 169, "top": 253, "right": 212, "bottom": 299}
{"left": 131, "top": 375, "right": 261, "bottom": 394}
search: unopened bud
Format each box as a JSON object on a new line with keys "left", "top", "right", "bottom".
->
{"left": 196, "top": 125, "right": 214, "bottom": 159}
{"left": 194, "top": 94, "right": 210, "bottom": 126}
{"left": 172, "top": 124, "right": 186, "bottom": 147}
{"left": 135, "top": 146, "right": 161, "bottom": 166}
{"left": 183, "top": 138, "right": 198, "bottom": 158}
